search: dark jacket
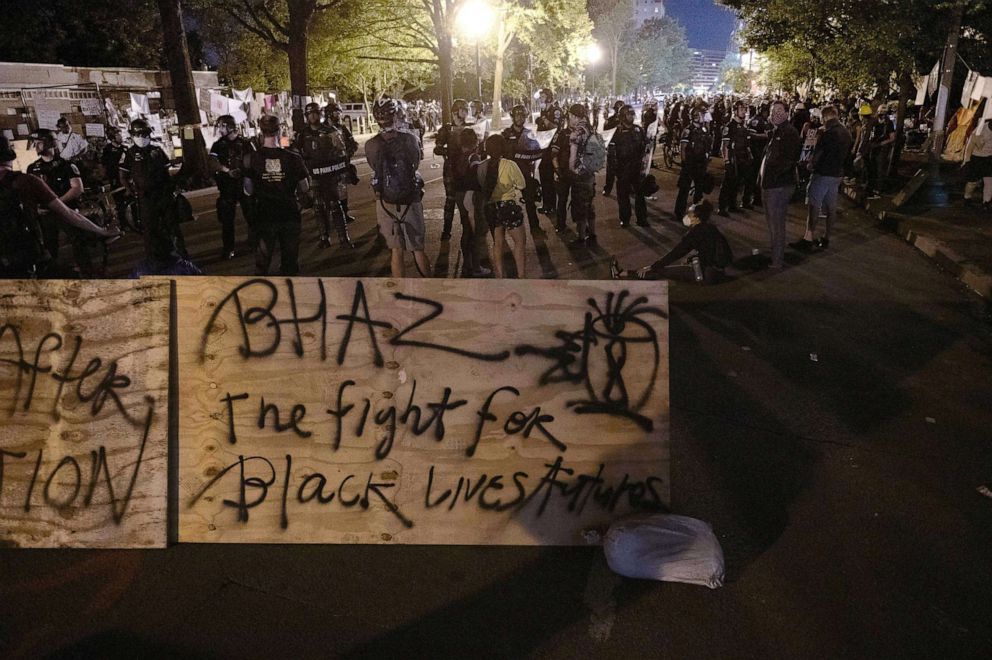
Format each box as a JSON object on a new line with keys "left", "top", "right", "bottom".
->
{"left": 613, "top": 123, "right": 646, "bottom": 179}
{"left": 760, "top": 122, "right": 801, "bottom": 190}
{"left": 811, "top": 118, "right": 853, "bottom": 177}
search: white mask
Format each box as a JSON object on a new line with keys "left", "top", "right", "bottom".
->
{"left": 682, "top": 215, "right": 694, "bottom": 227}
{"left": 134, "top": 136, "right": 151, "bottom": 148}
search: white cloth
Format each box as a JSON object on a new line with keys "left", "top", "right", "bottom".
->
{"left": 963, "top": 70, "right": 981, "bottom": 106}
{"left": 967, "top": 122, "right": 992, "bottom": 160}
{"left": 56, "top": 130, "right": 88, "bottom": 161}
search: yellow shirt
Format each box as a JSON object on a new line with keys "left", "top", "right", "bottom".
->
{"left": 476, "top": 158, "right": 525, "bottom": 202}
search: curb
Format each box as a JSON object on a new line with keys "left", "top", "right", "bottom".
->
{"left": 842, "top": 186, "right": 992, "bottom": 300}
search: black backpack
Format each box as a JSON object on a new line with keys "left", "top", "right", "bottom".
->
{"left": 379, "top": 135, "right": 418, "bottom": 205}
{"left": 0, "top": 172, "right": 46, "bottom": 275}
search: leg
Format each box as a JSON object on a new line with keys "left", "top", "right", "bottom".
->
{"left": 254, "top": 223, "right": 276, "bottom": 275}
{"left": 453, "top": 190, "right": 470, "bottom": 237}
{"left": 603, "top": 149, "right": 616, "bottom": 195}
{"left": 984, "top": 177, "right": 992, "bottom": 204}
{"left": 492, "top": 225, "right": 506, "bottom": 278}
{"left": 39, "top": 213, "right": 60, "bottom": 262}
{"left": 278, "top": 221, "right": 301, "bottom": 276}
{"left": 616, "top": 176, "right": 632, "bottom": 226}
{"left": 508, "top": 224, "right": 527, "bottom": 277}
{"left": 674, "top": 177, "right": 691, "bottom": 220}
{"left": 390, "top": 248, "right": 404, "bottom": 278}
{"left": 804, "top": 175, "right": 823, "bottom": 241}
{"left": 539, "top": 157, "right": 556, "bottom": 211}
{"left": 329, "top": 195, "right": 354, "bottom": 248}
{"left": 459, "top": 194, "right": 477, "bottom": 275}
{"left": 442, "top": 173, "right": 457, "bottom": 238}
{"left": 764, "top": 187, "right": 788, "bottom": 267}
{"left": 634, "top": 188, "right": 648, "bottom": 225}
{"left": 718, "top": 163, "right": 736, "bottom": 213}
{"left": 556, "top": 176, "right": 570, "bottom": 231}
{"left": 238, "top": 192, "right": 257, "bottom": 247}
{"left": 412, "top": 250, "right": 430, "bottom": 277}
{"left": 523, "top": 177, "right": 541, "bottom": 233}
{"left": 821, "top": 176, "right": 841, "bottom": 241}
{"left": 216, "top": 190, "right": 237, "bottom": 254}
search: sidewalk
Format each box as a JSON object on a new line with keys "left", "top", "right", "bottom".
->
{"left": 841, "top": 152, "right": 992, "bottom": 300}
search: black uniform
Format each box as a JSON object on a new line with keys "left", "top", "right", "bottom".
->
{"left": 210, "top": 135, "right": 256, "bottom": 254}
{"left": 612, "top": 122, "right": 648, "bottom": 226}
{"left": 119, "top": 144, "right": 186, "bottom": 260}
{"left": 746, "top": 114, "right": 772, "bottom": 206}
{"left": 550, "top": 126, "right": 573, "bottom": 232}
{"left": 435, "top": 120, "right": 470, "bottom": 237}
{"left": 675, "top": 124, "right": 711, "bottom": 221}
{"left": 329, "top": 118, "right": 359, "bottom": 220}
{"left": 602, "top": 110, "right": 622, "bottom": 195}
{"left": 27, "top": 157, "right": 80, "bottom": 265}
{"left": 501, "top": 124, "right": 543, "bottom": 233}
{"left": 293, "top": 124, "right": 352, "bottom": 247}
{"left": 719, "top": 117, "right": 752, "bottom": 213}
{"left": 536, "top": 104, "right": 563, "bottom": 212}
{"left": 245, "top": 146, "right": 308, "bottom": 275}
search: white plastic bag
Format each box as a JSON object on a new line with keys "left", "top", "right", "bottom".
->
{"left": 604, "top": 514, "right": 725, "bottom": 588}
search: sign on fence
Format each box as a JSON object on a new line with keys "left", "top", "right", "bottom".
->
{"left": 0, "top": 281, "right": 171, "bottom": 548}
{"left": 177, "top": 278, "right": 670, "bottom": 545}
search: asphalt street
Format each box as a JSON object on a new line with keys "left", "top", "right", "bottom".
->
{"left": 2, "top": 138, "right": 992, "bottom": 659}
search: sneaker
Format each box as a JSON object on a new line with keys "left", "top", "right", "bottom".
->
{"left": 586, "top": 233, "right": 597, "bottom": 244}
{"left": 220, "top": 249, "right": 236, "bottom": 260}
{"left": 789, "top": 238, "right": 815, "bottom": 252}
{"left": 815, "top": 237, "right": 830, "bottom": 250}
{"left": 568, "top": 236, "right": 588, "bottom": 247}
{"left": 318, "top": 236, "right": 331, "bottom": 248}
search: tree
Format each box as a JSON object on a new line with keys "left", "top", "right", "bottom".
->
{"left": 196, "top": 0, "right": 350, "bottom": 129}
{"left": 588, "top": 0, "right": 634, "bottom": 95}
{"left": 619, "top": 17, "right": 691, "bottom": 95}
{"left": 158, "top": 0, "right": 211, "bottom": 186}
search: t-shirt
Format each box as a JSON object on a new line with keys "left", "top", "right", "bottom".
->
{"left": 55, "top": 130, "right": 88, "bottom": 161}
{"left": 246, "top": 146, "right": 308, "bottom": 218}
{"left": 0, "top": 170, "right": 58, "bottom": 210}
{"left": 476, "top": 158, "right": 525, "bottom": 203}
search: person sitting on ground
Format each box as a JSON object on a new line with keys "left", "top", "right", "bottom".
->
{"left": 610, "top": 200, "right": 732, "bottom": 283}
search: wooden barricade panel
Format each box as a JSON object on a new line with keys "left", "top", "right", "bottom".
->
{"left": 0, "top": 280, "right": 170, "bottom": 548}
{"left": 177, "top": 277, "right": 670, "bottom": 545}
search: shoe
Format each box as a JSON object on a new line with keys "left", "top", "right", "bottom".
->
{"left": 789, "top": 238, "right": 815, "bottom": 252}
{"left": 221, "top": 249, "right": 236, "bottom": 260}
{"left": 619, "top": 220, "right": 629, "bottom": 227}
{"left": 636, "top": 219, "right": 649, "bottom": 227}
{"left": 718, "top": 209, "right": 730, "bottom": 217}
{"left": 610, "top": 258, "right": 623, "bottom": 279}
{"left": 814, "top": 237, "right": 829, "bottom": 250}
{"left": 319, "top": 236, "right": 331, "bottom": 248}
{"left": 440, "top": 231, "right": 452, "bottom": 241}
{"left": 586, "top": 233, "right": 597, "bottom": 244}
{"left": 568, "top": 236, "right": 588, "bottom": 246}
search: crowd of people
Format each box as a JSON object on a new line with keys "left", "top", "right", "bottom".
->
{"left": 0, "top": 85, "right": 919, "bottom": 281}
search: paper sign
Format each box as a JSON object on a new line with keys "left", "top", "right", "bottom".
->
{"left": 85, "top": 123, "right": 105, "bottom": 138}
{"left": 5, "top": 108, "right": 15, "bottom": 116}
{"left": 534, "top": 129, "right": 557, "bottom": 150}
{"left": 210, "top": 93, "right": 229, "bottom": 116}
{"left": 16, "top": 124, "right": 29, "bottom": 136}
{"left": 146, "top": 114, "right": 163, "bottom": 138}
{"left": 2, "top": 129, "right": 13, "bottom": 140}
{"left": 80, "top": 98, "right": 103, "bottom": 116}
{"left": 130, "top": 93, "right": 150, "bottom": 116}
{"left": 36, "top": 107, "right": 62, "bottom": 130}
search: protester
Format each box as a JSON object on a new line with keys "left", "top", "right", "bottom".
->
{"left": 55, "top": 116, "right": 89, "bottom": 162}
{"left": 565, "top": 103, "right": 602, "bottom": 245}
{"left": 760, "top": 100, "right": 802, "bottom": 269}
{"left": 365, "top": 96, "right": 430, "bottom": 278}
{"left": 610, "top": 200, "right": 731, "bottom": 283}
{"left": 244, "top": 114, "right": 309, "bottom": 276}
{"left": 791, "top": 104, "right": 853, "bottom": 252}
{"left": 476, "top": 134, "right": 527, "bottom": 278}
{"left": 1, "top": 135, "right": 119, "bottom": 278}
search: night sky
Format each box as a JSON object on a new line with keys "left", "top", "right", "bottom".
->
{"left": 664, "top": 0, "right": 738, "bottom": 52}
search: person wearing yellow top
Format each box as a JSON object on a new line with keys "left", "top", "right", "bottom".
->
{"left": 476, "top": 134, "right": 527, "bottom": 278}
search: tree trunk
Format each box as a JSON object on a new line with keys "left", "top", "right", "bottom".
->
{"left": 437, "top": 32, "right": 454, "bottom": 124}
{"left": 890, "top": 68, "right": 913, "bottom": 176}
{"left": 157, "top": 0, "right": 210, "bottom": 188}
{"left": 611, "top": 41, "right": 619, "bottom": 95}
{"left": 491, "top": 21, "right": 507, "bottom": 130}
{"left": 286, "top": 3, "right": 312, "bottom": 134}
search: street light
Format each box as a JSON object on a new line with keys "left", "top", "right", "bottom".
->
{"left": 456, "top": 1, "right": 495, "bottom": 100}
{"left": 584, "top": 43, "right": 603, "bottom": 65}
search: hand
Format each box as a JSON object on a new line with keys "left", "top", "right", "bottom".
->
{"left": 227, "top": 168, "right": 241, "bottom": 179}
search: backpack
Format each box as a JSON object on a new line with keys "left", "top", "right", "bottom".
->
{"left": 379, "top": 134, "right": 418, "bottom": 205}
{"left": 579, "top": 131, "right": 607, "bottom": 174}
{"left": 0, "top": 172, "right": 46, "bottom": 275}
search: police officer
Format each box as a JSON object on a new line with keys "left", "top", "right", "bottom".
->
{"left": 550, "top": 111, "right": 572, "bottom": 234}
{"left": 719, "top": 100, "right": 752, "bottom": 216}
{"left": 602, "top": 100, "right": 624, "bottom": 196}
{"left": 101, "top": 126, "right": 129, "bottom": 231}
{"left": 613, "top": 105, "right": 648, "bottom": 227}
{"left": 293, "top": 102, "right": 354, "bottom": 249}
{"left": 745, "top": 103, "right": 772, "bottom": 208}
{"left": 502, "top": 104, "right": 544, "bottom": 236}
{"left": 119, "top": 118, "right": 187, "bottom": 262}
{"left": 209, "top": 114, "right": 256, "bottom": 259}
{"left": 435, "top": 98, "right": 471, "bottom": 240}
{"left": 27, "top": 129, "right": 84, "bottom": 264}
{"left": 535, "top": 89, "right": 563, "bottom": 215}
{"left": 325, "top": 101, "right": 359, "bottom": 223}
{"left": 675, "top": 106, "right": 711, "bottom": 222}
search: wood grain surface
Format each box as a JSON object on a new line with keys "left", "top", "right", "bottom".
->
{"left": 0, "top": 279, "right": 170, "bottom": 548}
{"left": 178, "top": 277, "right": 670, "bottom": 545}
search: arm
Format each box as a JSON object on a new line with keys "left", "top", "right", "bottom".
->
{"left": 46, "top": 198, "right": 117, "bottom": 237}
{"left": 62, "top": 176, "right": 84, "bottom": 205}
{"left": 568, "top": 142, "right": 580, "bottom": 175}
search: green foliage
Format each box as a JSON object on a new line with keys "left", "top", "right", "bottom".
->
{"left": 0, "top": 0, "right": 164, "bottom": 68}
{"left": 617, "top": 17, "right": 692, "bottom": 94}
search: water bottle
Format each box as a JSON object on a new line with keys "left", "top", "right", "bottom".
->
{"left": 691, "top": 256, "right": 704, "bottom": 282}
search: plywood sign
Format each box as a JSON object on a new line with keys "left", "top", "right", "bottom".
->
{"left": 178, "top": 278, "right": 670, "bottom": 545}
{"left": 0, "top": 280, "right": 170, "bottom": 548}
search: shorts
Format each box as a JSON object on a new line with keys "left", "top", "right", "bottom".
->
{"left": 376, "top": 200, "right": 426, "bottom": 251}
{"left": 486, "top": 200, "right": 524, "bottom": 230}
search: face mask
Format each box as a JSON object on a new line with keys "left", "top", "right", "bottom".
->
{"left": 134, "top": 136, "right": 151, "bottom": 148}
{"left": 703, "top": 112, "right": 713, "bottom": 123}
{"left": 682, "top": 215, "right": 694, "bottom": 227}
{"left": 217, "top": 127, "right": 228, "bottom": 138}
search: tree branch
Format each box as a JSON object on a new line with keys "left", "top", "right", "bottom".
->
{"left": 223, "top": 5, "right": 289, "bottom": 49}
{"left": 358, "top": 55, "right": 440, "bottom": 64}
